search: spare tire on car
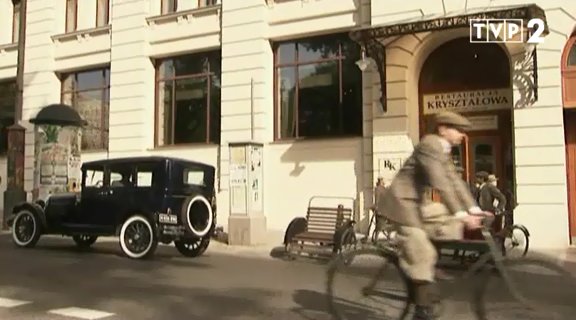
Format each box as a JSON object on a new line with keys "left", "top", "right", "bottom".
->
{"left": 179, "top": 195, "right": 214, "bottom": 237}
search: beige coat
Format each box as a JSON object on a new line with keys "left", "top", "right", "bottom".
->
{"left": 376, "top": 134, "right": 476, "bottom": 228}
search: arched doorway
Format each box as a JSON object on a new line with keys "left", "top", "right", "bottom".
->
{"left": 418, "top": 37, "right": 513, "bottom": 188}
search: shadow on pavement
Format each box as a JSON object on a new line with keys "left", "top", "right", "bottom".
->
{"left": 291, "top": 289, "right": 399, "bottom": 320}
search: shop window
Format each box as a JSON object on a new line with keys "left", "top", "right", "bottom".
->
{"left": 273, "top": 32, "right": 363, "bottom": 140}
{"left": 155, "top": 50, "right": 221, "bottom": 146}
{"left": 61, "top": 68, "right": 110, "bottom": 151}
{"left": 0, "top": 80, "right": 16, "bottom": 154}
{"left": 562, "top": 34, "right": 576, "bottom": 108}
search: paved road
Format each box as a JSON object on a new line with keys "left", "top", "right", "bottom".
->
{"left": 0, "top": 233, "right": 575, "bottom": 319}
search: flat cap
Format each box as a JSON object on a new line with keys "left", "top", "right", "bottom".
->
{"left": 434, "top": 111, "right": 472, "bottom": 131}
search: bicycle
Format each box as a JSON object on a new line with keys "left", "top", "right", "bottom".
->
{"left": 492, "top": 209, "right": 530, "bottom": 258}
{"left": 361, "top": 206, "right": 396, "bottom": 245}
{"left": 326, "top": 215, "right": 576, "bottom": 319}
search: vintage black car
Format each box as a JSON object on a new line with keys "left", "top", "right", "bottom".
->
{"left": 7, "top": 156, "right": 217, "bottom": 260}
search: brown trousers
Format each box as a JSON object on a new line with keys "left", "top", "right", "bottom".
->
{"left": 394, "top": 202, "right": 464, "bottom": 283}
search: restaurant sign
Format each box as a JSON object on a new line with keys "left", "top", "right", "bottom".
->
{"left": 422, "top": 88, "right": 513, "bottom": 114}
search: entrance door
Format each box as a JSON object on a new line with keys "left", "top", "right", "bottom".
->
{"left": 468, "top": 136, "right": 502, "bottom": 179}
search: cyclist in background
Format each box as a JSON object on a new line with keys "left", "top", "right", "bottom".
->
{"left": 376, "top": 111, "right": 487, "bottom": 320}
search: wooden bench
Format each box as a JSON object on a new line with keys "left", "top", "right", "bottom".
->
{"left": 292, "top": 205, "right": 352, "bottom": 244}
{"left": 284, "top": 196, "right": 356, "bottom": 258}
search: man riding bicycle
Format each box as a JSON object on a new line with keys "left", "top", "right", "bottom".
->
{"left": 375, "top": 111, "right": 488, "bottom": 320}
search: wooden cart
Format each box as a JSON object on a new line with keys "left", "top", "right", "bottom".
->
{"left": 283, "top": 196, "right": 357, "bottom": 259}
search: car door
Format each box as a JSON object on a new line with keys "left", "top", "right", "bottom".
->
{"left": 78, "top": 164, "right": 114, "bottom": 232}
{"left": 101, "top": 164, "right": 136, "bottom": 230}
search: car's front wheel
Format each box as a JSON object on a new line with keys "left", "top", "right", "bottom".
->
{"left": 72, "top": 235, "right": 98, "bottom": 249}
{"left": 11, "top": 210, "right": 42, "bottom": 248}
{"left": 119, "top": 215, "right": 158, "bottom": 259}
{"left": 174, "top": 237, "right": 210, "bottom": 257}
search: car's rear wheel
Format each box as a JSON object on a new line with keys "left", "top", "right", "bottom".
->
{"left": 72, "top": 235, "right": 98, "bottom": 249}
{"left": 174, "top": 237, "right": 210, "bottom": 257}
{"left": 180, "top": 195, "right": 213, "bottom": 237}
{"left": 119, "top": 215, "right": 158, "bottom": 259}
{"left": 11, "top": 210, "right": 41, "bottom": 248}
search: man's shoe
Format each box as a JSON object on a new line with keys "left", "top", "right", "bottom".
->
{"left": 412, "top": 305, "right": 433, "bottom": 320}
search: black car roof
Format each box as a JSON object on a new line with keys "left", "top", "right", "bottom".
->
{"left": 82, "top": 156, "right": 215, "bottom": 170}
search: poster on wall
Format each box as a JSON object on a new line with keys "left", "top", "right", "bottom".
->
{"left": 422, "top": 88, "right": 513, "bottom": 114}
{"left": 250, "top": 146, "right": 263, "bottom": 213}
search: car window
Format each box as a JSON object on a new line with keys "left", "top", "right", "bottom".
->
{"left": 109, "top": 166, "right": 134, "bottom": 188}
{"left": 136, "top": 172, "right": 153, "bottom": 187}
{"left": 85, "top": 169, "right": 104, "bottom": 188}
{"left": 183, "top": 168, "right": 205, "bottom": 187}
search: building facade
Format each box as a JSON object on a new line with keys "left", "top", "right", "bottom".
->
{"left": 0, "top": 0, "right": 575, "bottom": 249}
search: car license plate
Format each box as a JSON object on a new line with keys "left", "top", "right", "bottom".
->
{"left": 159, "top": 213, "right": 178, "bottom": 224}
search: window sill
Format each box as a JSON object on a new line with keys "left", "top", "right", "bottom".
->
{"left": 146, "top": 5, "right": 221, "bottom": 26}
{"left": 51, "top": 25, "right": 111, "bottom": 43}
{"left": 0, "top": 43, "right": 17, "bottom": 54}
{"left": 148, "top": 143, "right": 219, "bottom": 151}
{"left": 82, "top": 148, "right": 108, "bottom": 154}
{"left": 271, "top": 135, "right": 363, "bottom": 145}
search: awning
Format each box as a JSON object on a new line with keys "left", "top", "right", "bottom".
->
{"left": 351, "top": 4, "right": 549, "bottom": 42}
{"left": 350, "top": 4, "right": 549, "bottom": 112}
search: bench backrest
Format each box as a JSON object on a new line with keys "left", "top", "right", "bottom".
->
{"left": 306, "top": 204, "right": 353, "bottom": 234}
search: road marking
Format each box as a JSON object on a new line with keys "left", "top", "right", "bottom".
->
{"left": 48, "top": 307, "right": 115, "bottom": 319}
{"left": 0, "top": 297, "right": 31, "bottom": 308}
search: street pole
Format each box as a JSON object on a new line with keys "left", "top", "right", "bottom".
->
{"left": 3, "top": 0, "right": 28, "bottom": 229}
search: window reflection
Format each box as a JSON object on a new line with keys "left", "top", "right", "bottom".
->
{"left": 61, "top": 68, "right": 110, "bottom": 150}
{"left": 156, "top": 51, "right": 221, "bottom": 145}
{"left": 274, "top": 33, "right": 362, "bottom": 139}
{"left": 568, "top": 44, "right": 576, "bottom": 66}
{"left": 473, "top": 143, "right": 494, "bottom": 174}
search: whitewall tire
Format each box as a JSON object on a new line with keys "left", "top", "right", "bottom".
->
{"left": 183, "top": 195, "right": 213, "bottom": 237}
{"left": 11, "top": 210, "right": 41, "bottom": 248}
{"left": 119, "top": 215, "right": 158, "bottom": 259}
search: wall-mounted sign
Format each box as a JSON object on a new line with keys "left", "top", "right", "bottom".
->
{"left": 467, "top": 115, "right": 499, "bottom": 131}
{"left": 422, "top": 88, "right": 513, "bottom": 114}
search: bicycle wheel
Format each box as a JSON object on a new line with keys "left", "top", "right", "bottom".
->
{"left": 502, "top": 225, "right": 529, "bottom": 258}
{"left": 475, "top": 257, "right": 576, "bottom": 319}
{"left": 326, "top": 247, "right": 411, "bottom": 320}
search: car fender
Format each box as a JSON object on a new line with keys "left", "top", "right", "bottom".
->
{"left": 115, "top": 210, "right": 156, "bottom": 236}
{"left": 10, "top": 202, "right": 47, "bottom": 229}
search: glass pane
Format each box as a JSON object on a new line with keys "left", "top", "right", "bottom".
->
{"left": 96, "top": 0, "right": 109, "bottom": 26}
{"left": 342, "top": 54, "right": 363, "bottom": 136}
{"left": 74, "top": 89, "right": 105, "bottom": 150}
{"left": 277, "top": 43, "right": 296, "bottom": 65}
{"left": 173, "top": 55, "right": 209, "bottom": 76}
{"left": 0, "top": 81, "right": 17, "bottom": 153}
{"left": 66, "top": 0, "right": 77, "bottom": 32}
{"left": 297, "top": 61, "right": 339, "bottom": 137}
{"left": 76, "top": 70, "right": 106, "bottom": 91}
{"left": 297, "top": 36, "right": 339, "bottom": 63}
{"left": 174, "top": 77, "right": 208, "bottom": 144}
{"left": 12, "top": 4, "right": 20, "bottom": 42}
{"left": 157, "top": 60, "right": 173, "bottom": 80}
{"left": 568, "top": 44, "right": 576, "bottom": 66}
{"left": 277, "top": 67, "right": 296, "bottom": 138}
{"left": 473, "top": 143, "right": 494, "bottom": 174}
{"left": 209, "top": 75, "right": 221, "bottom": 143}
{"left": 157, "top": 80, "right": 173, "bottom": 145}
{"left": 162, "top": 0, "right": 177, "bottom": 14}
